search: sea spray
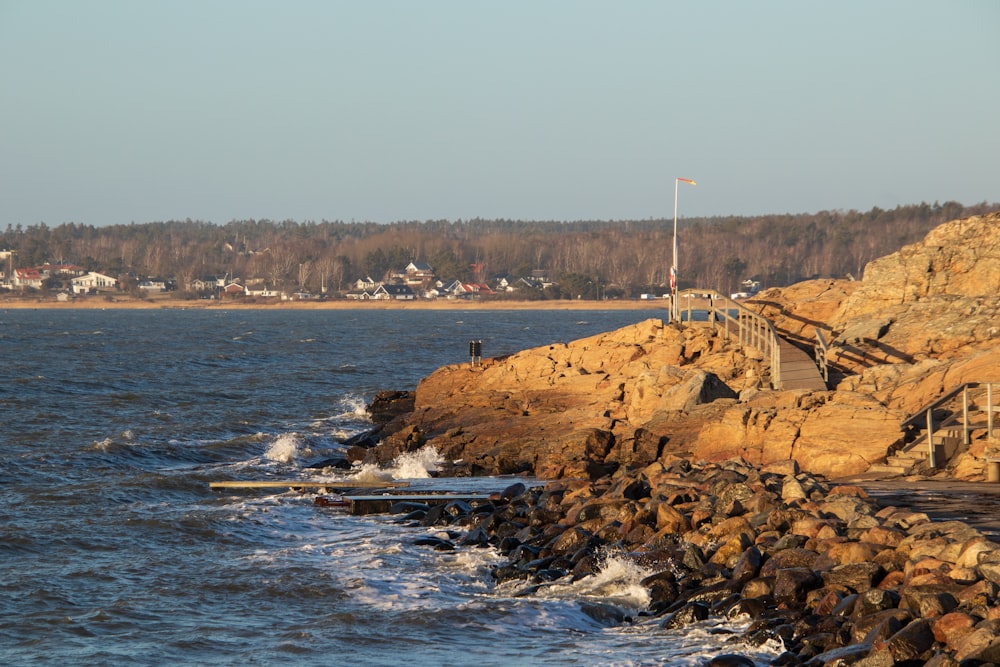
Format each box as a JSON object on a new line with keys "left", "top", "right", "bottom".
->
{"left": 264, "top": 433, "right": 305, "bottom": 463}
{"left": 552, "top": 553, "right": 653, "bottom": 609}
{"left": 354, "top": 445, "right": 444, "bottom": 482}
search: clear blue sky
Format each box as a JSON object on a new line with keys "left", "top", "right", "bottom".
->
{"left": 2, "top": 1, "right": 997, "bottom": 227}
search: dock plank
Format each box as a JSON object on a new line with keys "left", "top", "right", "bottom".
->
{"left": 209, "top": 480, "right": 409, "bottom": 490}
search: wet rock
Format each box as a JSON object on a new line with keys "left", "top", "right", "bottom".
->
{"left": 879, "top": 618, "right": 936, "bottom": 662}
{"left": 704, "top": 654, "right": 756, "bottom": 667}
{"left": 660, "top": 600, "right": 710, "bottom": 629}
{"left": 773, "top": 567, "right": 822, "bottom": 606}
{"left": 413, "top": 535, "right": 455, "bottom": 551}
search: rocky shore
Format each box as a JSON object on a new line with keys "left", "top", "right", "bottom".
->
{"left": 393, "top": 458, "right": 1000, "bottom": 665}
{"left": 348, "top": 213, "right": 1000, "bottom": 664}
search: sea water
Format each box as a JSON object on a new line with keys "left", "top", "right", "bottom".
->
{"left": 0, "top": 308, "right": 783, "bottom": 666}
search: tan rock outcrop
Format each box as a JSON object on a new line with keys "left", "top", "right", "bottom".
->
{"left": 366, "top": 213, "right": 1000, "bottom": 480}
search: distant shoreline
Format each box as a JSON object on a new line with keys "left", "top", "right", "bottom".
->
{"left": 0, "top": 295, "right": 674, "bottom": 312}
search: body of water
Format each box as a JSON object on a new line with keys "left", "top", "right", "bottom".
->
{"left": 0, "top": 308, "right": 782, "bottom": 666}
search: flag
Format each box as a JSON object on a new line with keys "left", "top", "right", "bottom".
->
{"left": 670, "top": 266, "right": 676, "bottom": 290}
{"left": 677, "top": 177, "right": 697, "bottom": 186}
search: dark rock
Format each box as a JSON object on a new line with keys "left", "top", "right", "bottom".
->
{"left": 822, "top": 562, "right": 886, "bottom": 593}
{"left": 802, "top": 643, "right": 872, "bottom": 666}
{"left": 773, "top": 567, "right": 822, "bottom": 605}
{"left": 367, "top": 390, "right": 414, "bottom": 424}
{"left": 853, "top": 588, "right": 901, "bottom": 617}
{"left": 459, "top": 526, "right": 490, "bottom": 547}
{"left": 304, "top": 456, "right": 353, "bottom": 470}
{"left": 389, "top": 501, "right": 431, "bottom": 515}
{"left": 413, "top": 536, "right": 454, "bottom": 551}
{"left": 731, "top": 545, "right": 764, "bottom": 583}
{"left": 853, "top": 608, "right": 912, "bottom": 646}
{"left": 661, "top": 601, "right": 710, "bottom": 629}
{"left": 760, "top": 549, "right": 820, "bottom": 577}
{"left": 623, "top": 477, "right": 652, "bottom": 501}
{"left": 883, "top": 618, "right": 936, "bottom": 662}
{"left": 704, "top": 654, "right": 756, "bottom": 667}
{"left": 899, "top": 587, "right": 958, "bottom": 619}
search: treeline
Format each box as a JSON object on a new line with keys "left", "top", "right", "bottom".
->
{"left": 2, "top": 201, "right": 996, "bottom": 298}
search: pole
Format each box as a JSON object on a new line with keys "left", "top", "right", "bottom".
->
{"left": 672, "top": 177, "right": 696, "bottom": 321}
{"left": 672, "top": 179, "right": 679, "bottom": 321}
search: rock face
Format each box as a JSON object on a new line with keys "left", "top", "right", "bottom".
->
{"left": 756, "top": 212, "right": 1000, "bottom": 368}
{"left": 362, "top": 213, "right": 1000, "bottom": 480}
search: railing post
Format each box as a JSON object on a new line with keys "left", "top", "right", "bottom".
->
{"left": 963, "top": 386, "right": 971, "bottom": 446}
{"left": 990, "top": 383, "right": 995, "bottom": 441}
{"left": 927, "top": 408, "right": 936, "bottom": 468}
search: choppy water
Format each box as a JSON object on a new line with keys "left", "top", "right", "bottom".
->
{"left": 0, "top": 308, "right": 782, "bottom": 666}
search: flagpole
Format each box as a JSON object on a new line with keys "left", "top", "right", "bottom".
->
{"left": 672, "top": 178, "right": 679, "bottom": 321}
{"left": 672, "top": 177, "right": 696, "bottom": 321}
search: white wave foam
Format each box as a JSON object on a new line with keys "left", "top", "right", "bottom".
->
{"left": 352, "top": 445, "right": 444, "bottom": 482}
{"left": 528, "top": 552, "right": 653, "bottom": 610}
{"left": 264, "top": 433, "right": 305, "bottom": 464}
{"left": 336, "top": 394, "right": 370, "bottom": 420}
{"left": 391, "top": 446, "right": 443, "bottom": 479}
{"left": 90, "top": 437, "right": 115, "bottom": 452}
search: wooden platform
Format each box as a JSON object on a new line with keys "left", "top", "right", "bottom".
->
{"left": 778, "top": 338, "right": 827, "bottom": 391}
{"left": 343, "top": 493, "right": 494, "bottom": 515}
{"left": 209, "top": 480, "right": 409, "bottom": 490}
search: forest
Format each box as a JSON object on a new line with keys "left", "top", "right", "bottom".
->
{"left": 1, "top": 200, "right": 996, "bottom": 300}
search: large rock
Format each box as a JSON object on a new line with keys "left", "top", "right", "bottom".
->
{"left": 754, "top": 213, "right": 1000, "bottom": 371}
{"left": 366, "top": 213, "right": 999, "bottom": 480}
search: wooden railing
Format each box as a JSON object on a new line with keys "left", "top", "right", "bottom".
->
{"left": 672, "top": 289, "right": 783, "bottom": 389}
{"left": 814, "top": 327, "right": 830, "bottom": 385}
{"left": 900, "top": 382, "right": 998, "bottom": 468}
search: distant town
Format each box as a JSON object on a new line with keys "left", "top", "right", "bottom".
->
{"left": 0, "top": 254, "right": 771, "bottom": 305}
{"left": 2, "top": 201, "right": 995, "bottom": 304}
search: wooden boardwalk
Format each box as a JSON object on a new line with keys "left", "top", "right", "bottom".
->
{"left": 777, "top": 338, "right": 828, "bottom": 391}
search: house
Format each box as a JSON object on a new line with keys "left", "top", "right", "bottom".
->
{"left": 138, "top": 280, "right": 167, "bottom": 292}
{"left": 403, "top": 261, "right": 435, "bottom": 287}
{"left": 372, "top": 284, "right": 415, "bottom": 300}
{"left": 71, "top": 271, "right": 118, "bottom": 294}
{"left": 13, "top": 268, "right": 44, "bottom": 290}
{"left": 222, "top": 282, "right": 246, "bottom": 297}
{"left": 424, "top": 279, "right": 464, "bottom": 299}
{"left": 246, "top": 286, "right": 280, "bottom": 298}
{"left": 461, "top": 282, "right": 496, "bottom": 298}
{"left": 354, "top": 276, "right": 379, "bottom": 291}
{"left": 345, "top": 288, "right": 375, "bottom": 300}
{"left": 38, "top": 263, "right": 85, "bottom": 278}
{"left": 191, "top": 276, "right": 229, "bottom": 293}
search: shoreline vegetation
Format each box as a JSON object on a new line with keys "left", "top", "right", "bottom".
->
{"left": 0, "top": 294, "right": 674, "bottom": 311}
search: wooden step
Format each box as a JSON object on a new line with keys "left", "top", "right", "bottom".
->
{"left": 867, "top": 464, "right": 912, "bottom": 476}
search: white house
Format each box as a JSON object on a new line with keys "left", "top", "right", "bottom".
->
{"left": 71, "top": 271, "right": 118, "bottom": 294}
{"left": 13, "top": 268, "right": 44, "bottom": 290}
{"left": 372, "top": 284, "right": 415, "bottom": 300}
{"left": 246, "top": 286, "right": 280, "bottom": 298}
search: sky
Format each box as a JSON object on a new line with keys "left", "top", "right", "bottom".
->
{"left": 1, "top": 1, "right": 998, "bottom": 227}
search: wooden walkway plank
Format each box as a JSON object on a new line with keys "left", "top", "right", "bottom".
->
{"left": 209, "top": 480, "right": 409, "bottom": 490}
{"left": 777, "top": 338, "right": 828, "bottom": 391}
